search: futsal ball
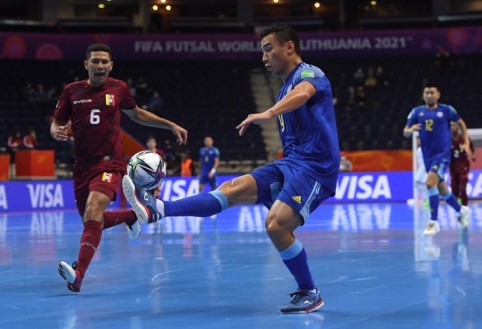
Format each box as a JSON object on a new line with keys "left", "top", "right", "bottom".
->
{"left": 127, "top": 151, "right": 166, "bottom": 190}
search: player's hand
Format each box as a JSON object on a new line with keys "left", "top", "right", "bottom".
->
{"left": 54, "top": 125, "right": 69, "bottom": 142}
{"left": 410, "top": 123, "right": 422, "bottom": 132}
{"left": 462, "top": 143, "right": 471, "bottom": 156}
{"left": 208, "top": 172, "right": 214, "bottom": 179}
{"left": 171, "top": 124, "right": 188, "bottom": 145}
{"left": 236, "top": 111, "right": 274, "bottom": 136}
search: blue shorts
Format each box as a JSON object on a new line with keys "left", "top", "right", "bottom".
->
{"left": 250, "top": 162, "right": 334, "bottom": 224}
{"left": 199, "top": 174, "right": 218, "bottom": 190}
{"left": 425, "top": 159, "right": 449, "bottom": 181}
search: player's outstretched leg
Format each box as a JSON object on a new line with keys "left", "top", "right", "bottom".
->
{"left": 103, "top": 210, "right": 141, "bottom": 240}
{"left": 122, "top": 175, "right": 229, "bottom": 223}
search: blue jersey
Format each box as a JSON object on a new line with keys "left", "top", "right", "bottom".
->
{"left": 199, "top": 147, "right": 220, "bottom": 175}
{"left": 406, "top": 104, "right": 460, "bottom": 165}
{"left": 276, "top": 62, "right": 340, "bottom": 194}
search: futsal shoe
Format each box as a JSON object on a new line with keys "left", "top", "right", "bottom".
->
{"left": 458, "top": 205, "right": 469, "bottom": 228}
{"left": 280, "top": 289, "right": 324, "bottom": 314}
{"left": 122, "top": 175, "right": 160, "bottom": 224}
{"left": 126, "top": 219, "right": 141, "bottom": 240}
{"left": 423, "top": 220, "right": 440, "bottom": 236}
{"left": 58, "top": 261, "right": 82, "bottom": 293}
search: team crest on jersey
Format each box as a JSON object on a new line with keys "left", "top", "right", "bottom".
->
{"left": 105, "top": 94, "right": 115, "bottom": 106}
{"left": 437, "top": 112, "right": 443, "bottom": 117}
{"left": 419, "top": 112, "right": 424, "bottom": 116}
{"left": 102, "top": 172, "right": 113, "bottom": 182}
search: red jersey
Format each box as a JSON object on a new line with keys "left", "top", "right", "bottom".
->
{"left": 54, "top": 77, "right": 136, "bottom": 172}
{"left": 450, "top": 134, "right": 474, "bottom": 174}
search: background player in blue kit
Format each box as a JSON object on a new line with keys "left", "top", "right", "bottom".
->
{"left": 404, "top": 84, "right": 470, "bottom": 236}
{"left": 123, "top": 23, "right": 339, "bottom": 313}
{"left": 198, "top": 136, "right": 220, "bottom": 192}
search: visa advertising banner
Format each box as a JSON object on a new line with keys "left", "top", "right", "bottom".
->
{"left": 1, "top": 170, "right": 482, "bottom": 212}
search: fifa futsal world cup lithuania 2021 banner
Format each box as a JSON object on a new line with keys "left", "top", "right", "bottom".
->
{"left": 1, "top": 26, "right": 482, "bottom": 60}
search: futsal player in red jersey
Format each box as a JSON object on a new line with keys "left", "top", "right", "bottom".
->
{"left": 450, "top": 122, "right": 476, "bottom": 206}
{"left": 51, "top": 43, "right": 188, "bottom": 292}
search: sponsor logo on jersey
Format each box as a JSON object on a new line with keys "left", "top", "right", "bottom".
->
{"left": 292, "top": 195, "right": 302, "bottom": 204}
{"left": 102, "top": 172, "right": 113, "bottom": 182}
{"left": 73, "top": 99, "right": 92, "bottom": 105}
{"left": 105, "top": 94, "right": 115, "bottom": 106}
{"left": 437, "top": 111, "right": 443, "bottom": 117}
{"left": 419, "top": 112, "right": 424, "bottom": 116}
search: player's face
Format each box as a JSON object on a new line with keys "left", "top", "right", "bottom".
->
{"left": 451, "top": 122, "right": 459, "bottom": 134}
{"left": 147, "top": 139, "right": 156, "bottom": 150}
{"left": 204, "top": 137, "right": 213, "bottom": 148}
{"left": 260, "top": 34, "right": 290, "bottom": 77}
{"left": 422, "top": 87, "right": 440, "bottom": 107}
{"left": 84, "top": 51, "right": 113, "bottom": 87}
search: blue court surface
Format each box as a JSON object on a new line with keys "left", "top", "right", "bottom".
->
{"left": 1, "top": 202, "right": 482, "bottom": 329}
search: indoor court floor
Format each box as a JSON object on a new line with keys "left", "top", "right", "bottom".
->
{"left": 1, "top": 202, "right": 482, "bottom": 329}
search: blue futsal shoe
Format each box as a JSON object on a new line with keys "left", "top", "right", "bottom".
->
{"left": 280, "top": 289, "right": 324, "bottom": 314}
{"left": 122, "top": 175, "right": 161, "bottom": 224}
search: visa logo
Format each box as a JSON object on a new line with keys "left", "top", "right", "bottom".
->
{"left": 26, "top": 184, "right": 64, "bottom": 208}
{"left": 161, "top": 179, "right": 199, "bottom": 201}
{"left": 335, "top": 175, "right": 391, "bottom": 200}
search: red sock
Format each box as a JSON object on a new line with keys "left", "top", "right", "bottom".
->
{"left": 76, "top": 220, "right": 102, "bottom": 278}
{"left": 103, "top": 210, "right": 137, "bottom": 230}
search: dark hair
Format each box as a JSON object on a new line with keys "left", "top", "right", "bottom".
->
{"left": 259, "top": 23, "right": 300, "bottom": 55}
{"left": 423, "top": 83, "right": 439, "bottom": 91}
{"left": 146, "top": 135, "right": 156, "bottom": 142}
{"left": 86, "top": 43, "right": 112, "bottom": 59}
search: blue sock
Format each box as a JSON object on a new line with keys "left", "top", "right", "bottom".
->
{"left": 428, "top": 187, "right": 439, "bottom": 221}
{"left": 279, "top": 239, "right": 315, "bottom": 291}
{"left": 164, "top": 190, "right": 229, "bottom": 217}
{"left": 442, "top": 191, "right": 462, "bottom": 212}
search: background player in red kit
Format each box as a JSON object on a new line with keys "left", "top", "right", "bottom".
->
{"left": 50, "top": 43, "right": 188, "bottom": 292}
{"left": 450, "top": 121, "right": 476, "bottom": 206}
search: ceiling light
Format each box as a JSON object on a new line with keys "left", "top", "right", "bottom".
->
{"left": 314, "top": 2, "right": 320, "bottom": 8}
{"left": 98, "top": 3, "right": 105, "bottom": 9}
{"left": 152, "top": 5, "right": 158, "bottom": 10}
{"left": 370, "top": 1, "right": 377, "bottom": 5}
{"left": 166, "top": 5, "right": 171, "bottom": 10}
{"left": 161, "top": 0, "right": 166, "bottom": 3}
{"left": 273, "top": 0, "right": 279, "bottom": 3}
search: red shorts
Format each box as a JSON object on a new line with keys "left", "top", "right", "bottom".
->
{"left": 73, "top": 169, "right": 122, "bottom": 216}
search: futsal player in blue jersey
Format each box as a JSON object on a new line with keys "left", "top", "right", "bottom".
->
{"left": 123, "top": 23, "right": 339, "bottom": 313}
{"left": 404, "top": 84, "right": 470, "bottom": 236}
{"left": 198, "top": 136, "right": 220, "bottom": 192}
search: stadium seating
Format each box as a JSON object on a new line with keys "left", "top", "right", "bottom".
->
{"left": 1, "top": 54, "right": 481, "bottom": 166}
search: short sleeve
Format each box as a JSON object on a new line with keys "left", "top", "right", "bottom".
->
{"left": 54, "top": 86, "right": 73, "bottom": 122}
{"left": 448, "top": 105, "right": 461, "bottom": 122}
{"left": 214, "top": 148, "right": 220, "bottom": 158}
{"left": 119, "top": 81, "right": 137, "bottom": 110}
{"left": 406, "top": 108, "right": 418, "bottom": 127}
{"left": 293, "top": 67, "right": 326, "bottom": 96}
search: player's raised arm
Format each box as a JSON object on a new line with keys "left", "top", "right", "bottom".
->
{"left": 237, "top": 81, "right": 316, "bottom": 136}
{"left": 122, "top": 106, "right": 188, "bottom": 145}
